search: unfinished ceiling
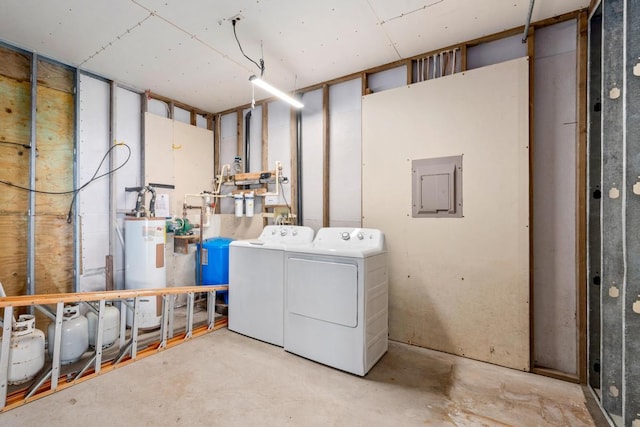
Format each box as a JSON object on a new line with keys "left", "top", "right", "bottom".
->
{"left": 0, "top": 0, "right": 588, "bottom": 113}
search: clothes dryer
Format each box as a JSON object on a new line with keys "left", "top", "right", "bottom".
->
{"left": 284, "top": 227, "right": 388, "bottom": 376}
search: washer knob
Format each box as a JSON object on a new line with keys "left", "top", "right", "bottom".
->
{"left": 271, "top": 229, "right": 276, "bottom": 235}
{"left": 280, "top": 229, "right": 288, "bottom": 236}
{"left": 357, "top": 232, "right": 364, "bottom": 240}
{"left": 341, "top": 231, "right": 351, "bottom": 241}
{"left": 292, "top": 230, "right": 298, "bottom": 236}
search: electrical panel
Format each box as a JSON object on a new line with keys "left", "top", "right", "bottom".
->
{"left": 412, "top": 155, "right": 463, "bottom": 218}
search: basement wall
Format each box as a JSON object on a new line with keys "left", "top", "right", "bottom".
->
{"left": 362, "top": 58, "right": 530, "bottom": 370}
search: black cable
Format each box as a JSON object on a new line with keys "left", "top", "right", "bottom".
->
{"left": 0, "top": 140, "right": 32, "bottom": 149}
{"left": 0, "top": 143, "right": 131, "bottom": 223}
{"left": 232, "top": 19, "right": 265, "bottom": 76}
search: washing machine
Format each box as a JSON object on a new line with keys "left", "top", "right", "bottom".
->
{"left": 228, "top": 225, "right": 314, "bottom": 346}
{"left": 284, "top": 227, "right": 388, "bottom": 376}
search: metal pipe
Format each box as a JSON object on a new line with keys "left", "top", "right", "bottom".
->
{"left": 522, "top": 0, "right": 535, "bottom": 43}
{"left": 27, "top": 53, "right": 37, "bottom": 308}
{"left": 109, "top": 82, "right": 118, "bottom": 289}
{"left": 245, "top": 110, "right": 251, "bottom": 173}
{"left": 73, "top": 68, "right": 81, "bottom": 293}
{"left": 296, "top": 109, "right": 303, "bottom": 225}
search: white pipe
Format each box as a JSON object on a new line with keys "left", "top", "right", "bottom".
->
{"left": 214, "top": 164, "right": 230, "bottom": 195}
{"left": 452, "top": 48, "right": 457, "bottom": 74}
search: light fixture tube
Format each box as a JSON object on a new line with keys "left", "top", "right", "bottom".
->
{"left": 249, "top": 75, "right": 304, "bottom": 109}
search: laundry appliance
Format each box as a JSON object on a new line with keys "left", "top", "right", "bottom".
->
{"left": 284, "top": 227, "right": 388, "bottom": 376}
{"left": 228, "top": 225, "right": 314, "bottom": 346}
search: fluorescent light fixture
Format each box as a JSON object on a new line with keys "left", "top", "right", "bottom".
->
{"left": 249, "top": 75, "right": 304, "bottom": 109}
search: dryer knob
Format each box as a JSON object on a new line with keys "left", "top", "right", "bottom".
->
{"left": 357, "top": 232, "right": 364, "bottom": 240}
{"left": 292, "top": 230, "right": 298, "bottom": 236}
{"left": 280, "top": 229, "right": 288, "bottom": 236}
{"left": 271, "top": 229, "right": 276, "bottom": 235}
{"left": 341, "top": 231, "right": 351, "bottom": 241}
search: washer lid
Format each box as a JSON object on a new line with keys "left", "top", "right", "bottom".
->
{"left": 230, "top": 225, "right": 315, "bottom": 249}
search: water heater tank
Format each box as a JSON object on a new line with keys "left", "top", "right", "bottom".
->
{"left": 124, "top": 218, "right": 167, "bottom": 329}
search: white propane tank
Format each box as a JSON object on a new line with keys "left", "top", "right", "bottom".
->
{"left": 0, "top": 314, "right": 45, "bottom": 385}
{"left": 125, "top": 218, "right": 167, "bottom": 329}
{"left": 47, "top": 304, "right": 89, "bottom": 365}
{"left": 86, "top": 304, "right": 120, "bottom": 349}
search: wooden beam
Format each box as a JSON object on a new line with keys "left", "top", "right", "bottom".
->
{"left": 146, "top": 91, "right": 212, "bottom": 117}
{"left": 262, "top": 103, "right": 268, "bottom": 170}
{"left": 460, "top": 45, "right": 468, "bottom": 71}
{"left": 362, "top": 72, "right": 369, "bottom": 95}
{"left": 214, "top": 114, "right": 221, "bottom": 214}
{"left": 527, "top": 27, "right": 536, "bottom": 373}
{"left": 576, "top": 10, "right": 589, "bottom": 385}
{"left": 322, "top": 84, "right": 330, "bottom": 227}
{"left": 405, "top": 59, "right": 413, "bottom": 85}
{"left": 0, "top": 285, "right": 229, "bottom": 308}
{"left": 532, "top": 367, "right": 581, "bottom": 384}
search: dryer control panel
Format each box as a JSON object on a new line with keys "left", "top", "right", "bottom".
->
{"left": 312, "top": 227, "right": 385, "bottom": 255}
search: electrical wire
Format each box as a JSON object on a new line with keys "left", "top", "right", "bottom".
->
{"left": 0, "top": 143, "right": 132, "bottom": 224}
{"left": 0, "top": 140, "right": 32, "bottom": 150}
{"left": 232, "top": 19, "right": 265, "bottom": 76}
{"left": 279, "top": 179, "right": 294, "bottom": 224}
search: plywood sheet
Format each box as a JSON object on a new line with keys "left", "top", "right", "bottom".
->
{"left": 0, "top": 215, "right": 28, "bottom": 296}
{"left": 34, "top": 215, "right": 74, "bottom": 294}
{"left": 0, "top": 76, "right": 31, "bottom": 212}
{"left": 173, "top": 120, "right": 214, "bottom": 216}
{"left": 0, "top": 45, "right": 30, "bottom": 81}
{"left": 362, "top": 58, "right": 530, "bottom": 370}
{"left": 35, "top": 84, "right": 74, "bottom": 214}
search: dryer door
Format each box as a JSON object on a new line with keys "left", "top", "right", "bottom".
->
{"left": 287, "top": 257, "right": 358, "bottom": 327}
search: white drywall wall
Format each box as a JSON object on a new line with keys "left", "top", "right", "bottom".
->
{"left": 362, "top": 57, "right": 530, "bottom": 370}
{"left": 532, "top": 19, "right": 578, "bottom": 375}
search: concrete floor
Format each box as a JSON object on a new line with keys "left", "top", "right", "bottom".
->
{"left": 1, "top": 328, "right": 595, "bottom": 426}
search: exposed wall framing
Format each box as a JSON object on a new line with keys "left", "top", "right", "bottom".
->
{"left": 0, "top": 45, "right": 75, "bottom": 301}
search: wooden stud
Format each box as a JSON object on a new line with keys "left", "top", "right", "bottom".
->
{"left": 214, "top": 114, "right": 221, "bottom": 214}
{"left": 406, "top": 59, "right": 413, "bottom": 85}
{"left": 190, "top": 110, "right": 197, "bottom": 126}
{"left": 322, "top": 84, "right": 330, "bottom": 227}
{"left": 361, "top": 72, "right": 369, "bottom": 95}
{"left": 262, "top": 103, "right": 268, "bottom": 171}
{"left": 576, "top": 10, "right": 589, "bottom": 385}
{"left": 527, "top": 27, "right": 536, "bottom": 373}
{"left": 460, "top": 45, "right": 468, "bottom": 71}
